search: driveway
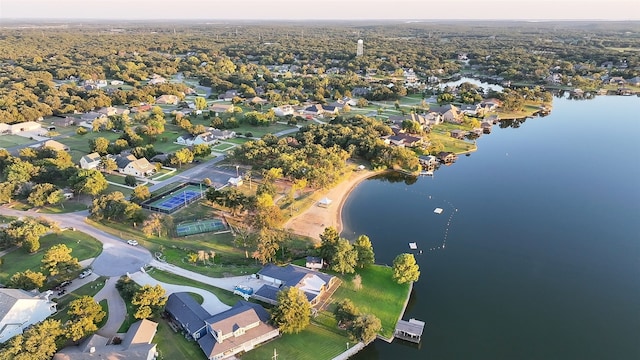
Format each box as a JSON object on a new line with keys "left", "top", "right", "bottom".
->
{"left": 94, "top": 277, "right": 127, "bottom": 338}
{"left": 128, "top": 271, "right": 231, "bottom": 315}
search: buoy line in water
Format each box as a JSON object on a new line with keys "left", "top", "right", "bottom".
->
{"left": 403, "top": 186, "right": 458, "bottom": 253}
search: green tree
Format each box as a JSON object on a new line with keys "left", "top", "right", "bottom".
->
{"left": 132, "top": 284, "right": 167, "bottom": 319}
{"left": 90, "top": 137, "right": 110, "bottom": 154}
{"left": 0, "top": 182, "right": 16, "bottom": 204}
{"left": 350, "top": 314, "right": 382, "bottom": 343}
{"left": 142, "top": 213, "right": 166, "bottom": 237}
{"left": 334, "top": 298, "right": 360, "bottom": 325}
{"left": 8, "top": 269, "right": 46, "bottom": 290}
{"left": 131, "top": 185, "right": 151, "bottom": 204}
{"left": 90, "top": 191, "right": 142, "bottom": 222}
{"left": 194, "top": 96, "right": 208, "bottom": 110}
{"left": 27, "top": 183, "right": 59, "bottom": 207}
{"left": 70, "top": 169, "right": 108, "bottom": 196}
{"left": 4, "top": 217, "right": 48, "bottom": 253}
{"left": 271, "top": 287, "right": 311, "bottom": 334}
{"left": 331, "top": 238, "right": 357, "bottom": 275}
{"left": 319, "top": 226, "right": 340, "bottom": 262}
{"left": 192, "top": 143, "right": 212, "bottom": 158}
{"left": 0, "top": 319, "right": 63, "bottom": 359}
{"left": 354, "top": 235, "right": 375, "bottom": 268}
{"left": 41, "top": 244, "right": 80, "bottom": 277}
{"left": 5, "top": 160, "right": 38, "bottom": 183}
{"left": 101, "top": 157, "right": 118, "bottom": 172}
{"left": 66, "top": 296, "right": 106, "bottom": 341}
{"left": 252, "top": 229, "right": 281, "bottom": 265}
{"left": 169, "top": 148, "right": 194, "bottom": 168}
{"left": 392, "top": 253, "right": 420, "bottom": 284}
{"left": 124, "top": 175, "right": 137, "bottom": 187}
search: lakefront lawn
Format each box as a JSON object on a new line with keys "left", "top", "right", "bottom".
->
{"left": 331, "top": 265, "right": 411, "bottom": 339}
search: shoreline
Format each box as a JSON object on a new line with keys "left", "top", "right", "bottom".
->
{"left": 284, "top": 169, "right": 382, "bottom": 241}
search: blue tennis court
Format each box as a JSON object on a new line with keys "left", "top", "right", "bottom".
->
{"left": 144, "top": 184, "right": 204, "bottom": 213}
{"left": 159, "top": 191, "right": 200, "bottom": 209}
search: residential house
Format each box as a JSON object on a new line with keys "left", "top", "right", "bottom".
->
{"left": 114, "top": 154, "right": 156, "bottom": 177}
{"left": 210, "top": 129, "right": 236, "bottom": 140}
{"left": 50, "top": 116, "right": 75, "bottom": 127}
{"left": 608, "top": 76, "right": 626, "bottom": 85}
{"left": 303, "top": 104, "right": 324, "bottom": 116}
{"left": 165, "top": 293, "right": 277, "bottom": 360}
{"left": 436, "top": 151, "right": 457, "bottom": 163}
{"left": 431, "top": 104, "right": 463, "bottom": 123}
{"left": 459, "top": 104, "right": 482, "bottom": 116}
{"left": 305, "top": 256, "right": 324, "bottom": 270}
{"left": 156, "top": 95, "right": 179, "bottom": 105}
{"left": 40, "top": 140, "right": 69, "bottom": 151}
{"left": 481, "top": 121, "right": 493, "bottom": 134}
{"left": 272, "top": 105, "right": 295, "bottom": 117}
{"left": 80, "top": 112, "right": 106, "bottom": 124}
{"left": 450, "top": 129, "right": 467, "bottom": 140}
{"left": 321, "top": 105, "right": 339, "bottom": 115}
{"left": 424, "top": 112, "right": 442, "bottom": 126}
{"left": 53, "top": 319, "right": 158, "bottom": 360}
{"left": 80, "top": 152, "right": 102, "bottom": 170}
{"left": 385, "top": 133, "right": 424, "bottom": 148}
{"left": 131, "top": 104, "right": 152, "bottom": 113}
{"left": 340, "top": 97, "right": 358, "bottom": 106}
{"left": 197, "top": 301, "right": 279, "bottom": 360}
{"left": 479, "top": 99, "right": 502, "bottom": 112}
{"left": 246, "top": 96, "right": 268, "bottom": 105}
{"left": 0, "top": 289, "right": 57, "bottom": 343}
{"left": 253, "top": 263, "right": 338, "bottom": 307}
{"left": 0, "top": 121, "right": 42, "bottom": 135}
{"left": 148, "top": 74, "right": 166, "bottom": 85}
{"left": 627, "top": 77, "right": 640, "bottom": 86}
{"left": 418, "top": 155, "right": 438, "bottom": 169}
{"left": 165, "top": 292, "right": 210, "bottom": 340}
{"left": 209, "top": 104, "right": 235, "bottom": 115}
{"left": 176, "top": 131, "right": 219, "bottom": 146}
{"left": 96, "top": 107, "right": 130, "bottom": 117}
{"left": 218, "top": 90, "right": 240, "bottom": 101}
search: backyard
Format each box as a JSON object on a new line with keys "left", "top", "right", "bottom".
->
{"left": 0, "top": 134, "right": 36, "bottom": 148}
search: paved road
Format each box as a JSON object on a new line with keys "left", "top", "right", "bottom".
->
{"left": 147, "top": 155, "right": 227, "bottom": 192}
{"left": 0, "top": 207, "right": 152, "bottom": 277}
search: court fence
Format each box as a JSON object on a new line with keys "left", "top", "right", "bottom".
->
{"left": 141, "top": 182, "right": 205, "bottom": 214}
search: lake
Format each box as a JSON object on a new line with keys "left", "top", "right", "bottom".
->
{"left": 342, "top": 95, "right": 640, "bottom": 359}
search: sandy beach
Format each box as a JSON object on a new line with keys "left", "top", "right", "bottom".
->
{"left": 284, "top": 169, "right": 379, "bottom": 242}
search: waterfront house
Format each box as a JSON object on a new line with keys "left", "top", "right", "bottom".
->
{"left": 253, "top": 264, "right": 338, "bottom": 308}
{"left": 450, "top": 129, "right": 467, "bottom": 139}
{"left": 385, "top": 133, "right": 424, "bottom": 148}
{"left": 0, "top": 289, "right": 57, "bottom": 343}
{"left": 418, "top": 155, "right": 438, "bottom": 169}
{"left": 430, "top": 104, "right": 463, "bottom": 123}
{"left": 436, "top": 151, "right": 457, "bottom": 163}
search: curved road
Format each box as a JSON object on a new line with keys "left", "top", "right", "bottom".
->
{"left": 0, "top": 208, "right": 152, "bottom": 277}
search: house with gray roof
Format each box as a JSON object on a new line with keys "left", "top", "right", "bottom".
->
{"left": 254, "top": 264, "right": 338, "bottom": 307}
{"left": 197, "top": 301, "right": 278, "bottom": 360}
{"left": 164, "top": 292, "right": 210, "bottom": 340}
{"left": 80, "top": 152, "right": 101, "bottom": 170}
{"left": 114, "top": 154, "right": 155, "bottom": 177}
{"left": 53, "top": 319, "right": 158, "bottom": 360}
{"left": 0, "top": 289, "right": 57, "bottom": 343}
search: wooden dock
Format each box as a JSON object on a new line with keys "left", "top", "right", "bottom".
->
{"left": 394, "top": 318, "right": 425, "bottom": 343}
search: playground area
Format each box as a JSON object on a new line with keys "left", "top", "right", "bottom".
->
{"left": 142, "top": 183, "right": 205, "bottom": 214}
{"left": 175, "top": 218, "right": 227, "bottom": 237}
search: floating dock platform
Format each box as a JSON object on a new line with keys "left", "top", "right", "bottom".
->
{"left": 434, "top": 208, "right": 443, "bottom": 214}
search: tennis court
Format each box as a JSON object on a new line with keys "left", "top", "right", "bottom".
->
{"left": 176, "top": 218, "right": 226, "bottom": 236}
{"left": 144, "top": 184, "right": 204, "bottom": 213}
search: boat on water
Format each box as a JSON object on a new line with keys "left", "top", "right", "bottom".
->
{"left": 420, "top": 170, "right": 434, "bottom": 176}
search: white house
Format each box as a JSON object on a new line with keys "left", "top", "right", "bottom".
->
{"left": 0, "top": 121, "right": 42, "bottom": 135}
{"left": 272, "top": 105, "right": 295, "bottom": 117}
{"left": 114, "top": 154, "right": 156, "bottom": 177}
{"left": 79, "top": 152, "right": 102, "bottom": 170}
{"left": 228, "top": 177, "right": 243, "bottom": 187}
{"left": 0, "top": 289, "right": 57, "bottom": 343}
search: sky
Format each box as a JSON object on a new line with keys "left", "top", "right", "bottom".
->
{"left": 1, "top": 0, "right": 639, "bottom": 21}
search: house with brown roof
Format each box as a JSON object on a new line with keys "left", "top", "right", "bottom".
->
{"left": 53, "top": 319, "right": 158, "bottom": 360}
{"left": 436, "top": 151, "right": 457, "bottom": 163}
{"left": 40, "top": 140, "right": 69, "bottom": 152}
{"left": 209, "top": 104, "right": 235, "bottom": 115}
{"left": 450, "top": 129, "right": 467, "bottom": 139}
{"left": 430, "top": 104, "right": 463, "bottom": 124}
{"left": 156, "top": 94, "right": 179, "bottom": 105}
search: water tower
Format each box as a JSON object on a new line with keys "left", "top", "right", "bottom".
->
{"left": 357, "top": 39, "right": 363, "bottom": 57}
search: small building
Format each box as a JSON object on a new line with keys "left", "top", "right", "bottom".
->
{"left": 273, "top": 105, "right": 295, "bottom": 117}
{"left": 394, "top": 318, "right": 425, "bottom": 343}
{"left": 156, "top": 94, "right": 179, "bottom": 105}
{"left": 0, "top": 289, "right": 57, "bottom": 343}
{"left": 305, "top": 256, "right": 324, "bottom": 270}
{"left": 80, "top": 152, "right": 102, "bottom": 170}
{"left": 228, "top": 177, "right": 243, "bottom": 187}
{"left": 318, "top": 197, "right": 332, "bottom": 208}
{"left": 436, "top": 151, "right": 457, "bottom": 163}
{"left": 450, "top": 129, "right": 467, "bottom": 139}
{"left": 418, "top": 155, "right": 438, "bottom": 168}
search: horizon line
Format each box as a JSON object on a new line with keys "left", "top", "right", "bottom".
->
{"left": 2, "top": 18, "right": 639, "bottom": 22}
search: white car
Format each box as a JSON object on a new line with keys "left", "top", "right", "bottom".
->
{"left": 79, "top": 269, "right": 92, "bottom": 279}
{"left": 127, "top": 239, "right": 139, "bottom": 246}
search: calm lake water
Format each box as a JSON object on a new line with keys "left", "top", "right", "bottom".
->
{"left": 343, "top": 95, "right": 640, "bottom": 359}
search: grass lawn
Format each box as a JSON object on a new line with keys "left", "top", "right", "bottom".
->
{"left": 37, "top": 201, "right": 88, "bottom": 214}
{"left": 0, "top": 231, "right": 103, "bottom": 285}
{"left": 0, "top": 135, "right": 35, "bottom": 148}
{"left": 232, "top": 123, "right": 297, "bottom": 138}
{"left": 241, "top": 324, "right": 348, "bottom": 360}
{"left": 59, "top": 131, "right": 121, "bottom": 154}
{"left": 97, "top": 299, "right": 109, "bottom": 328}
{"left": 118, "top": 296, "right": 138, "bottom": 332}
{"left": 331, "top": 265, "right": 411, "bottom": 339}
{"left": 155, "top": 318, "right": 206, "bottom": 360}
{"left": 429, "top": 132, "right": 477, "bottom": 154}
{"left": 150, "top": 140, "right": 186, "bottom": 154}
{"left": 146, "top": 268, "right": 239, "bottom": 306}
{"left": 0, "top": 215, "right": 16, "bottom": 223}
{"left": 211, "top": 142, "right": 236, "bottom": 152}
{"left": 52, "top": 276, "right": 108, "bottom": 324}
{"left": 223, "top": 137, "right": 250, "bottom": 145}
{"left": 105, "top": 183, "right": 133, "bottom": 198}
